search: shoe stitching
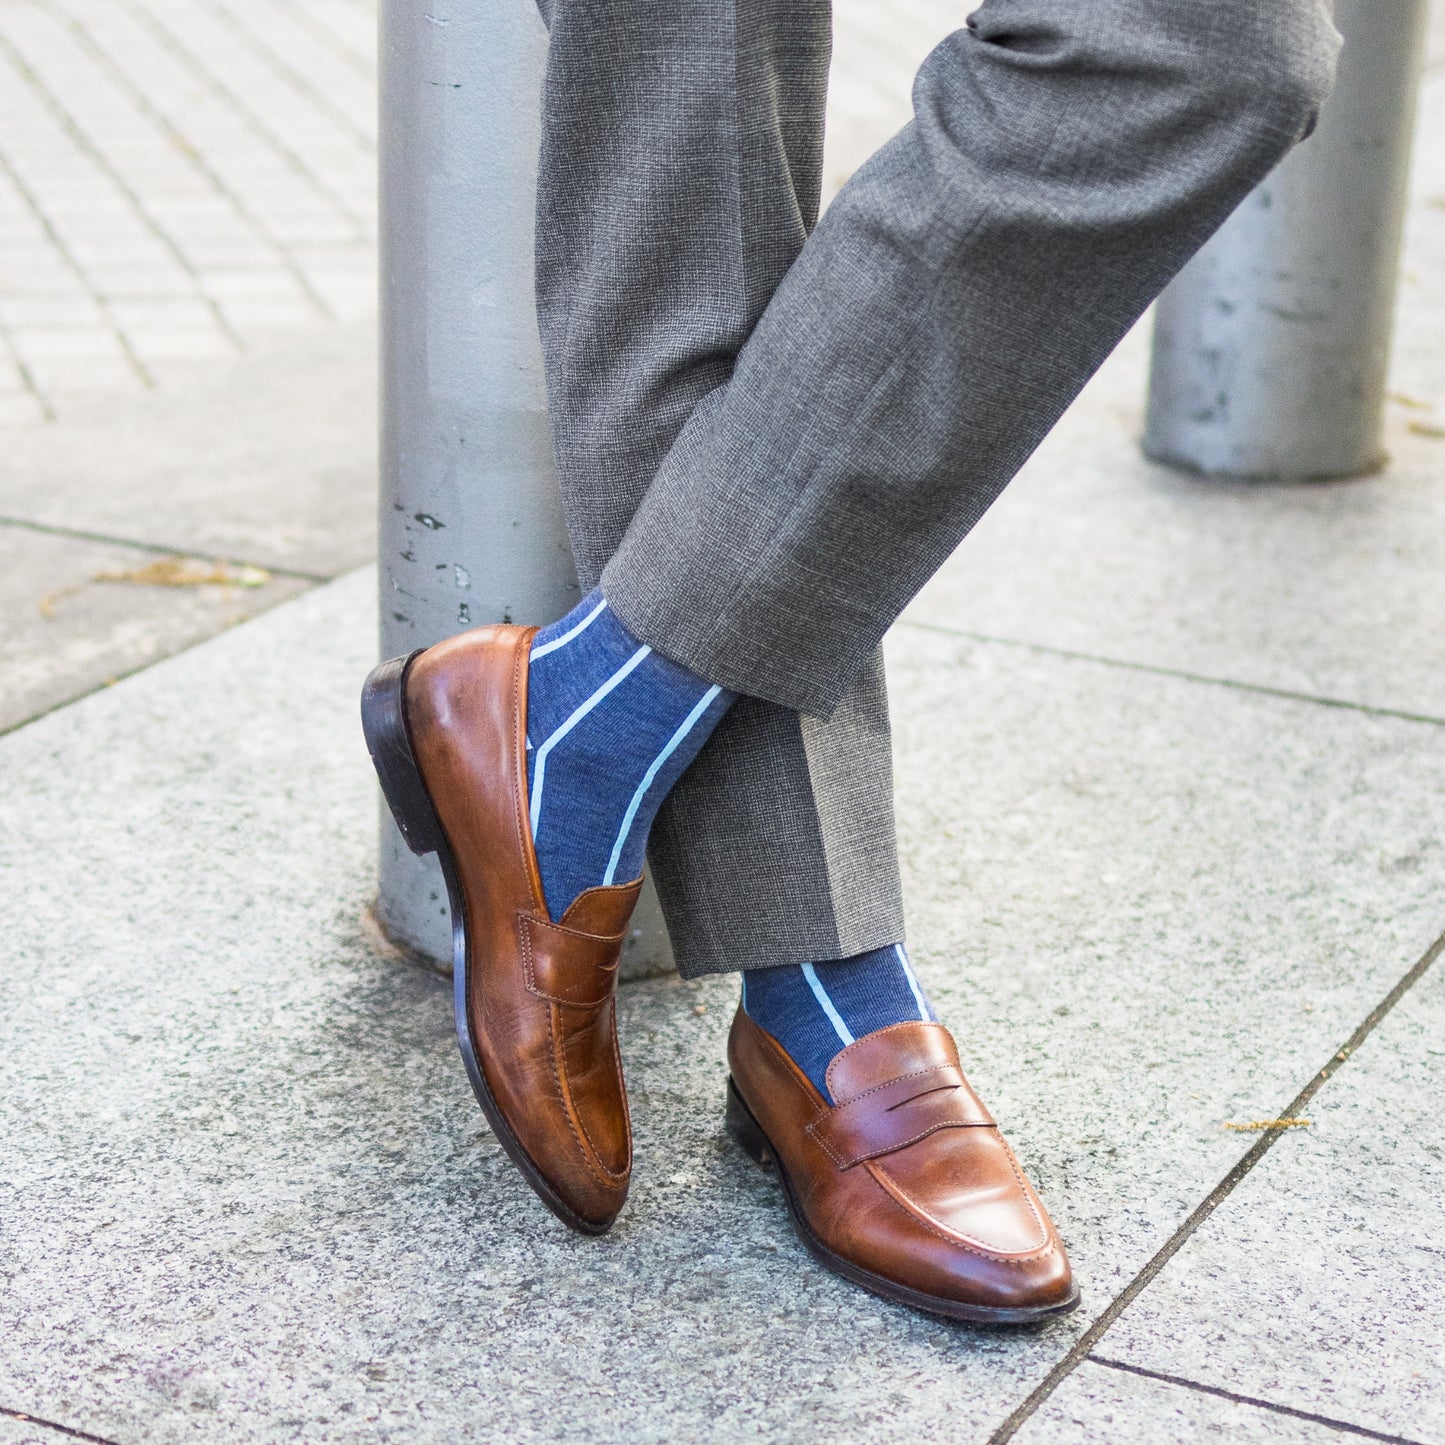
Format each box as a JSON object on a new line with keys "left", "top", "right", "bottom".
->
{"left": 521, "top": 917, "right": 584, "bottom": 1005}
{"left": 605, "top": 994, "right": 633, "bottom": 1173}
{"left": 510, "top": 629, "right": 546, "bottom": 917}
{"left": 738, "top": 1014, "right": 831, "bottom": 1131}
{"left": 809, "top": 1114, "right": 992, "bottom": 1170}
{"left": 995, "top": 1134, "right": 1050, "bottom": 1242}
{"left": 563, "top": 1010, "right": 630, "bottom": 1184}
{"left": 519, "top": 915, "right": 620, "bottom": 1009}
{"left": 509, "top": 626, "right": 624, "bottom": 1193}
{"left": 547, "top": 1000, "right": 628, "bottom": 1187}
{"left": 808, "top": 1063, "right": 993, "bottom": 1166}
{"left": 741, "top": 1017, "right": 1054, "bottom": 1264}
{"left": 828, "top": 1062, "right": 986, "bottom": 1117}
{"left": 526, "top": 913, "right": 630, "bottom": 946}
{"left": 868, "top": 1142, "right": 1051, "bottom": 1257}
{"left": 825, "top": 1020, "right": 953, "bottom": 1101}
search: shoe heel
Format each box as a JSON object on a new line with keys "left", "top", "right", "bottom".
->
{"left": 725, "top": 1077, "right": 773, "bottom": 1171}
{"left": 361, "top": 653, "right": 445, "bottom": 857}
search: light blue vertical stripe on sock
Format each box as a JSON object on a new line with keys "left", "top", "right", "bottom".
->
{"left": 602, "top": 685, "right": 723, "bottom": 885}
{"left": 529, "top": 598, "right": 608, "bottom": 661}
{"left": 895, "top": 943, "right": 930, "bottom": 1021}
{"left": 801, "top": 963, "right": 854, "bottom": 1047}
{"left": 530, "top": 645, "right": 651, "bottom": 839}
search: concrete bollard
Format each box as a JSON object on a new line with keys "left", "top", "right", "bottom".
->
{"left": 374, "top": 0, "right": 675, "bottom": 977}
{"left": 1144, "top": 0, "right": 1428, "bottom": 480}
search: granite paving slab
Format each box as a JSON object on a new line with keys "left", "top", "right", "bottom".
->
{"left": 2, "top": 570, "right": 1444, "bottom": 1441}
{"left": 0, "top": 322, "right": 376, "bottom": 578}
{"left": 886, "top": 625, "right": 1445, "bottom": 1326}
{"left": 1086, "top": 947, "right": 1445, "bottom": 1444}
{"left": 0, "top": 524, "right": 309, "bottom": 733}
{"left": 1014, "top": 1360, "right": 1361, "bottom": 1443}
{"left": 904, "top": 70, "right": 1445, "bottom": 723}
{"left": 0, "top": 1414, "right": 113, "bottom": 1445}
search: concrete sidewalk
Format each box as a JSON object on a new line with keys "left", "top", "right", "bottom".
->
{"left": 8, "top": 532, "right": 1445, "bottom": 1444}
{"left": 3, "top": 2, "right": 1445, "bottom": 1443}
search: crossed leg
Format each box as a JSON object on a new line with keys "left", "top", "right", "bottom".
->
{"left": 368, "top": 0, "right": 1339, "bottom": 1312}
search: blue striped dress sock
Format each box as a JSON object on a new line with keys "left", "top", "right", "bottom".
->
{"left": 742, "top": 944, "right": 937, "bottom": 1100}
{"left": 525, "top": 589, "right": 735, "bottom": 918}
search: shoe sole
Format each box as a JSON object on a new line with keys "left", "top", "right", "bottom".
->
{"left": 725, "top": 1076, "right": 1082, "bottom": 1325}
{"left": 361, "top": 652, "right": 611, "bottom": 1237}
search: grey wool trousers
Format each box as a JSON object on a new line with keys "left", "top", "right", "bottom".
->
{"left": 532, "top": 0, "right": 1340, "bottom": 979}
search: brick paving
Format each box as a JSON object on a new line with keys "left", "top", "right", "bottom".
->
{"left": 6, "top": 0, "right": 1431, "bottom": 429}
{"left": 0, "top": 0, "right": 967, "bottom": 428}
{"left": 0, "top": 0, "right": 377, "bottom": 426}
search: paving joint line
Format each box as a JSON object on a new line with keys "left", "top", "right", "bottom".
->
{"left": 0, "top": 139, "right": 154, "bottom": 391}
{"left": 898, "top": 617, "right": 1445, "bottom": 729}
{"left": 1087, "top": 1357, "right": 1430, "bottom": 1445}
{"left": 0, "top": 24, "right": 244, "bottom": 352}
{"left": 0, "top": 312, "right": 56, "bottom": 420}
{"left": 197, "top": 0, "right": 376, "bottom": 153}
{"left": 0, "top": 1405, "right": 121, "bottom": 1445}
{"left": 247, "top": 0, "right": 375, "bottom": 79}
{"left": 41, "top": 0, "right": 334, "bottom": 321}
{"left": 0, "top": 514, "right": 332, "bottom": 583}
{"left": 988, "top": 925, "right": 1445, "bottom": 1443}
{"left": 114, "top": 0, "right": 367, "bottom": 244}
{"left": 0, "top": 585, "right": 329, "bottom": 744}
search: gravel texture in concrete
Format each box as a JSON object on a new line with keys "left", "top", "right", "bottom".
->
{"left": 0, "top": 323, "right": 376, "bottom": 578}
{"left": 2, "top": 567, "right": 1443, "bottom": 1443}
{"left": 1014, "top": 1361, "right": 1355, "bottom": 1443}
{"left": 0, "top": 324, "right": 376, "bottom": 735}
{"left": 0, "top": 1414, "right": 111, "bottom": 1445}
{"left": 2, "top": 9, "right": 1444, "bottom": 1441}
{"left": 0, "top": 526, "right": 309, "bottom": 734}
{"left": 1098, "top": 958, "right": 1445, "bottom": 1443}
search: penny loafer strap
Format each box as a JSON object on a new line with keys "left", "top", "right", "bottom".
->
{"left": 520, "top": 913, "right": 624, "bottom": 1008}
{"left": 807, "top": 1063, "right": 996, "bottom": 1169}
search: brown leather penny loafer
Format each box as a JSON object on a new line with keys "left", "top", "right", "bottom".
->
{"left": 726, "top": 1010, "right": 1080, "bottom": 1322}
{"left": 361, "top": 625, "right": 640, "bottom": 1234}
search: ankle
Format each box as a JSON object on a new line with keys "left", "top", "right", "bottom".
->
{"left": 742, "top": 944, "right": 934, "bottom": 1100}
{"left": 523, "top": 590, "right": 734, "bottom": 917}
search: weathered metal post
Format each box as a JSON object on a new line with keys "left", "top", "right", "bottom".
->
{"left": 375, "top": 0, "right": 674, "bottom": 976}
{"left": 1144, "top": 0, "right": 1428, "bottom": 479}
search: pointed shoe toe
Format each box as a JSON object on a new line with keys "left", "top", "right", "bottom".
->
{"left": 726, "top": 1012, "right": 1080, "bottom": 1323}
{"left": 361, "top": 628, "right": 641, "bottom": 1235}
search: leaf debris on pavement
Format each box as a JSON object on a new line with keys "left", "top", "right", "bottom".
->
{"left": 38, "top": 558, "right": 272, "bottom": 618}
{"left": 1223, "top": 1118, "right": 1312, "bottom": 1132}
